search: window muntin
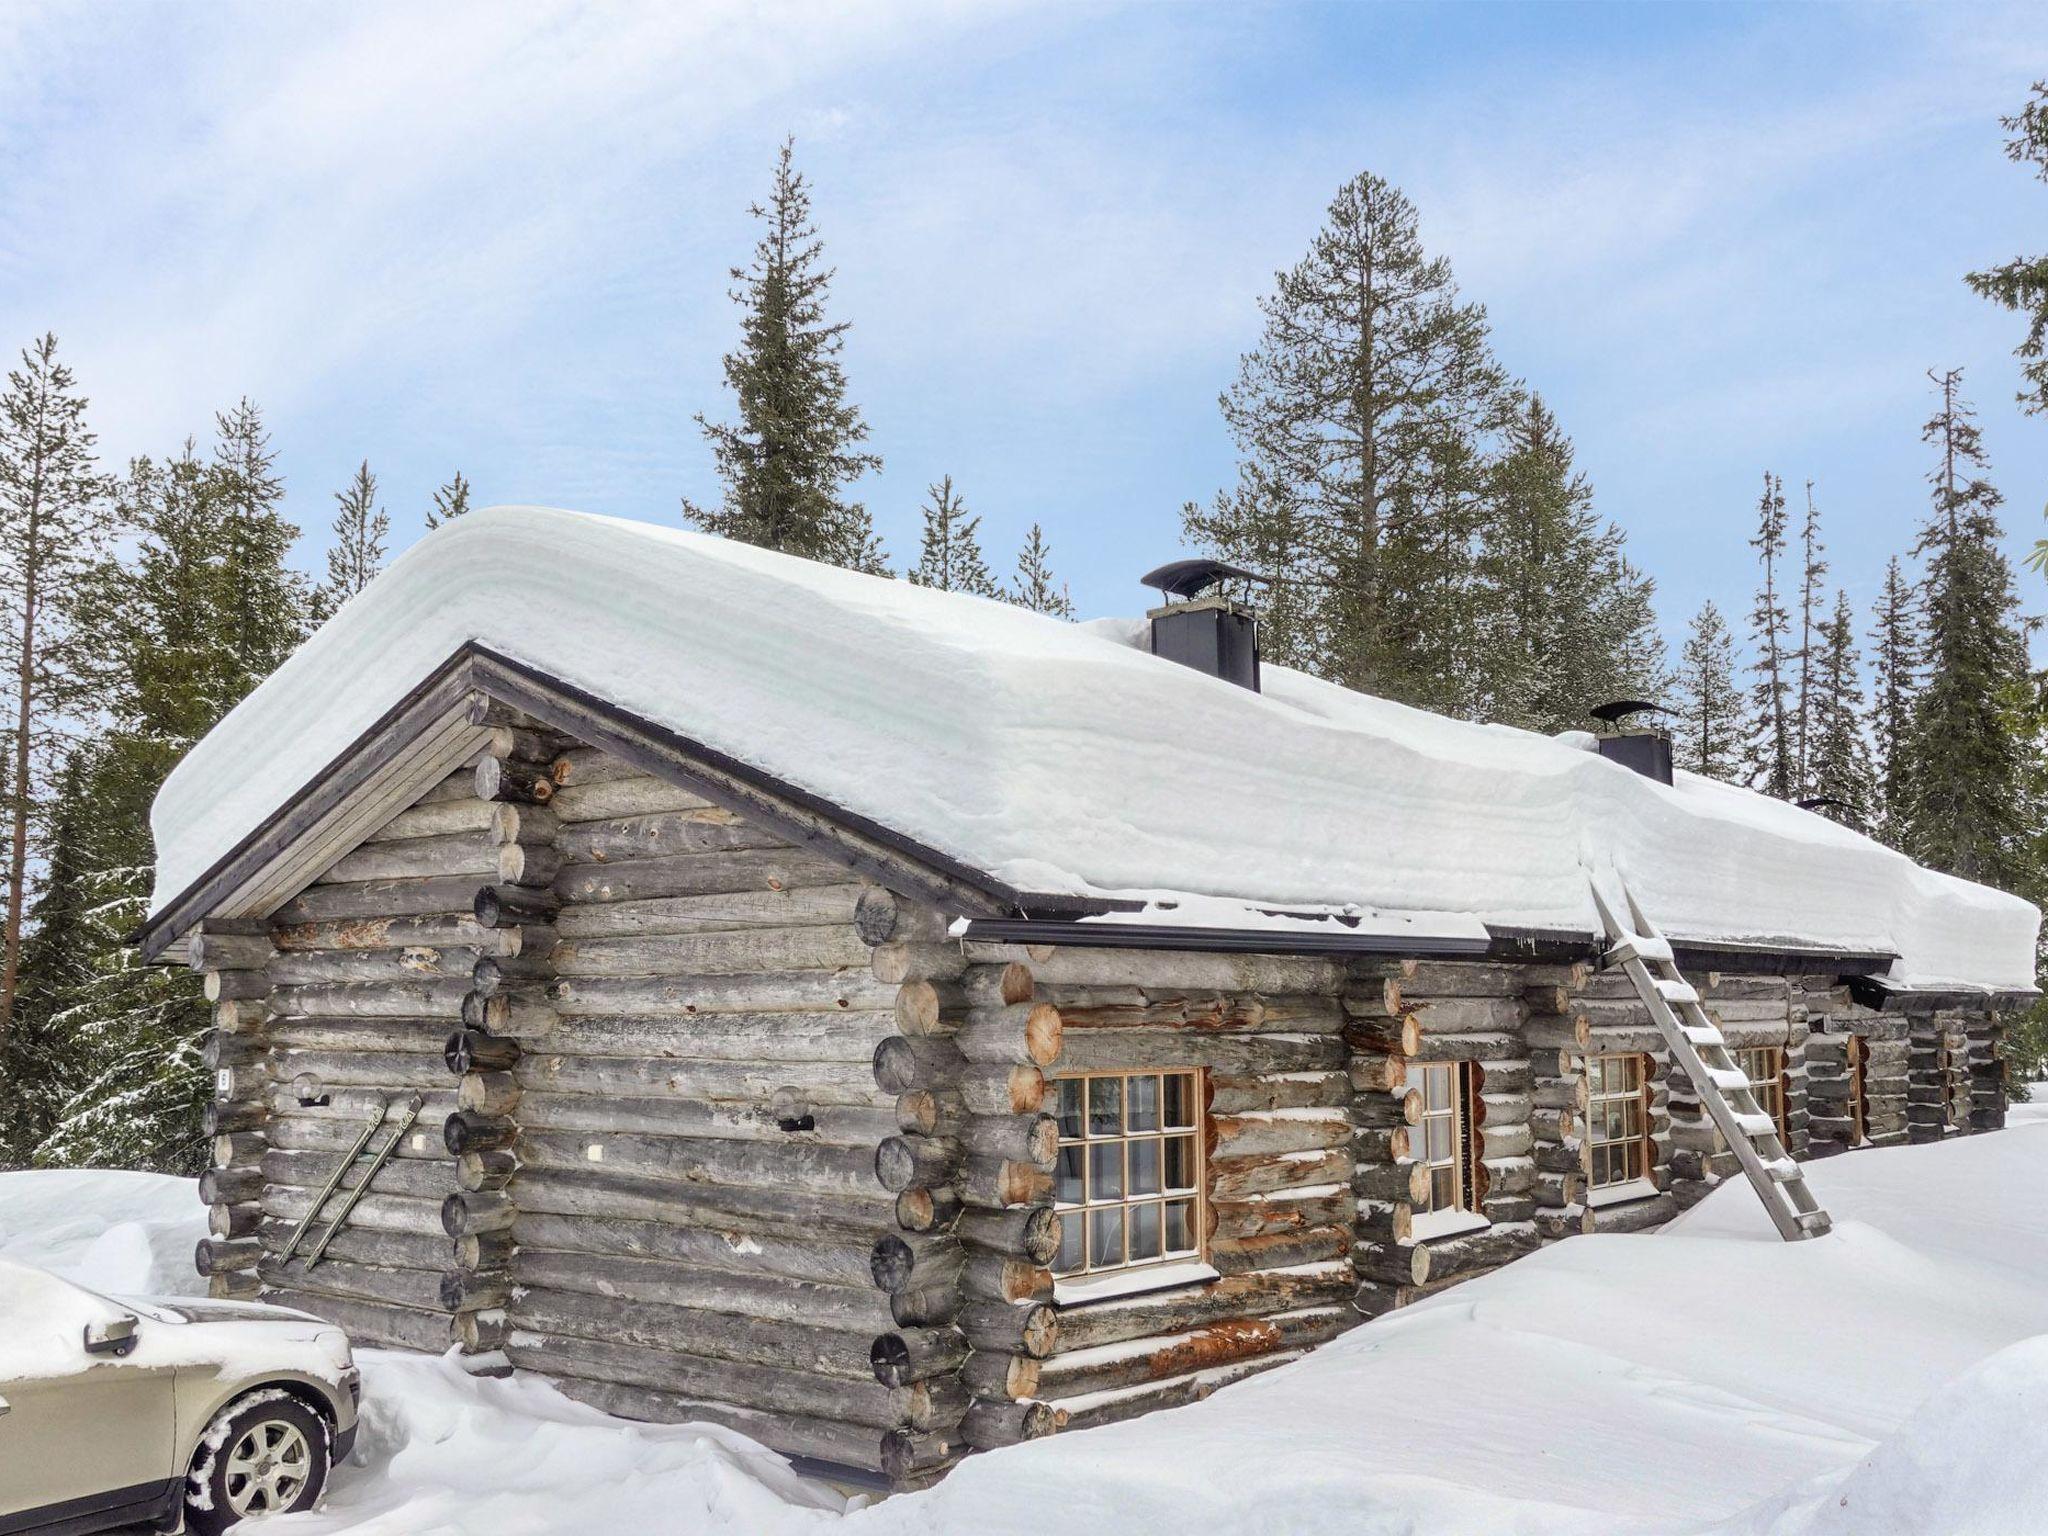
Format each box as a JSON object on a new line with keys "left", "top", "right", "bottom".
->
{"left": 1414, "top": 1062, "right": 1477, "bottom": 1217}
{"left": 1051, "top": 1070, "right": 1204, "bottom": 1280}
{"left": 1847, "top": 1035, "right": 1868, "bottom": 1145}
{"left": 1734, "top": 1046, "right": 1787, "bottom": 1138}
{"left": 1587, "top": 1052, "right": 1651, "bottom": 1189}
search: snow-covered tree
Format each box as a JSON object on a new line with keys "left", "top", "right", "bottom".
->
{"left": 683, "top": 138, "right": 887, "bottom": 575}
{"left": 1672, "top": 600, "right": 1744, "bottom": 782}
{"left": 1867, "top": 556, "right": 1920, "bottom": 848}
{"left": 314, "top": 460, "right": 389, "bottom": 620}
{"left": 1793, "top": 481, "right": 1828, "bottom": 795}
{"left": 1007, "top": 523, "right": 1074, "bottom": 618}
{"left": 0, "top": 334, "right": 115, "bottom": 1063}
{"left": 1966, "top": 82, "right": 2048, "bottom": 418}
{"left": 907, "top": 476, "right": 998, "bottom": 596}
{"left": 1744, "top": 472, "right": 1795, "bottom": 799}
{"left": 1806, "top": 590, "right": 1875, "bottom": 826}
{"left": 427, "top": 470, "right": 472, "bottom": 530}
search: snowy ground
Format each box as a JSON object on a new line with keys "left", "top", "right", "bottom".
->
{"left": 8, "top": 1113, "right": 2046, "bottom": 1535}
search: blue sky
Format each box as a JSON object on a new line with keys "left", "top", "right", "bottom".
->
{"left": 3, "top": 1, "right": 2046, "bottom": 655}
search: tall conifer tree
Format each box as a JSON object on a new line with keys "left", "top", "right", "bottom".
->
{"left": 1008, "top": 524, "right": 1074, "bottom": 618}
{"left": 1867, "top": 556, "right": 1921, "bottom": 849}
{"left": 0, "top": 335, "right": 115, "bottom": 1062}
{"left": 1672, "top": 600, "right": 1744, "bottom": 782}
{"left": 209, "top": 399, "right": 308, "bottom": 692}
{"left": 1901, "top": 369, "right": 2032, "bottom": 886}
{"left": 1807, "top": 590, "right": 1875, "bottom": 826}
{"left": 427, "top": 470, "right": 472, "bottom": 529}
{"left": 1966, "top": 82, "right": 2048, "bottom": 417}
{"left": 1793, "top": 481, "right": 1828, "bottom": 794}
{"left": 907, "top": 477, "right": 998, "bottom": 596}
{"left": 684, "top": 138, "right": 887, "bottom": 574}
{"left": 1184, "top": 171, "right": 1506, "bottom": 711}
{"left": 315, "top": 460, "right": 389, "bottom": 619}
{"left": 1744, "top": 472, "right": 1795, "bottom": 798}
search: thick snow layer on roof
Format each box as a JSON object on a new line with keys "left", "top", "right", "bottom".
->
{"left": 149, "top": 506, "right": 2037, "bottom": 990}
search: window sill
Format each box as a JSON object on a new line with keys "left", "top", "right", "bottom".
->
{"left": 1587, "top": 1177, "right": 1660, "bottom": 1209}
{"left": 1053, "top": 1260, "right": 1219, "bottom": 1308}
{"left": 1410, "top": 1209, "right": 1490, "bottom": 1242}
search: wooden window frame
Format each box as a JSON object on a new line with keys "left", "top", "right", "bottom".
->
{"left": 1936, "top": 1038, "right": 1961, "bottom": 1131}
{"left": 1847, "top": 1034, "right": 1869, "bottom": 1146}
{"left": 1733, "top": 1045, "right": 1788, "bottom": 1140}
{"left": 1586, "top": 1052, "right": 1653, "bottom": 1192}
{"left": 1049, "top": 1068, "right": 1207, "bottom": 1287}
{"left": 1412, "top": 1061, "right": 1486, "bottom": 1236}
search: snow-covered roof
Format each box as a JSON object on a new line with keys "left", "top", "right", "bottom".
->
{"left": 148, "top": 506, "right": 2039, "bottom": 991}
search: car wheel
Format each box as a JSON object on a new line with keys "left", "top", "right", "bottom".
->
{"left": 185, "top": 1392, "right": 331, "bottom": 1534}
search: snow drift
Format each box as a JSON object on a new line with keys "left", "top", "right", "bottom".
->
{"left": 146, "top": 507, "right": 2037, "bottom": 990}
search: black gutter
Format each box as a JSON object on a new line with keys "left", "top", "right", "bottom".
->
{"left": 960, "top": 917, "right": 1497, "bottom": 958}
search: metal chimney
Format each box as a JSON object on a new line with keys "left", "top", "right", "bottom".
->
{"left": 1140, "top": 559, "right": 1266, "bottom": 692}
{"left": 1590, "top": 700, "right": 1674, "bottom": 785}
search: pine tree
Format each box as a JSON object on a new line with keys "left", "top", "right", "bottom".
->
{"left": 0, "top": 334, "right": 115, "bottom": 1066}
{"left": 314, "top": 460, "right": 389, "bottom": 619}
{"left": 1471, "top": 393, "right": 1666, "bottom": 731}
{"left": 1184, "top": 171, "right": 1507, "bottom": 711}
{"left": 907, "top": 476, "right": 998, "bottom": 596}
{"left": 1008, "top": 523, "right": 1075, "bottom": 618}
{"left": 427, "top": 470, "right": 472, "bottom": 529}
{"left": 1867, "top": 556, "right": 1920, "bottom": 848}
{"left": 683, "top": 138, "right": 887, "bottom": 574}
{"left": 1793, "top": 480, "right": 1828, "bottom": 795}
{"left": 1672, "top": 600, "right": 1744, "bottom": 782}
{"left": 1806, "top": 590, "right": 1876, "bottom": 825}
{"left": 1965, "top": 82, "right": 2048, "bottom": 417}
{"left": 1744, "top": 472, "right": 1795, "bottom": 799}
{"left": 1901, "top": 369, "right": 2033, "bottom": 886}
{"left": 208, "top": 399, "right": 310, "bottom": 695}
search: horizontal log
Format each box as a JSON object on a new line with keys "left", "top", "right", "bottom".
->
{"left": 512, "top": 1210, "right": 875, "bottom": 1288}
{"left": 518, "top": 1128, "right": 878, "bottom": 1198}
{"left": 550, "top": 927, "right": 874, "bottom": 979}
{"left": 515, "top": 1165, "right": 892, "bottom": 1238}
{"left": 955, "top": 1156, "right": 1053, "bottom": 1209}
{"left": 548, "top": 972, "right": 895, "bottom": 1018}
{"left": 274, "top": 979, "right": 470, "bottom": 1019}
{"left": 962, "top": 943, "right": 1345, "bottom": 996}
{"left": 960, "top": 1398, "right": 1063, "bottom": 1449}
{"left": 552, "top": 849, "right": 854, "bottom": 906}
{"left": 201, "top": 1165, "right": 264, "bottom": 1205}
{"left": 475, "top": 754, "right": 555, "bottom": 806}
{"left": 1353, "top": 1239, "right": 1430, "bottom": 1286}
{"left": 875, "top": 1036, "right": 965, "bottom": 1094}
{"left": 1046, "top": 992, "right": 1344, "bottom": 1034}
{"left": 275, "top": 874, "right": 498, "bottom": 926}
{"left": 317, "top": 833, "right": 495, "bottom": 886}
{"left": 960, "top": 1349, "right": 1040, "bottom": 1401}
{"left": 262, "top": 1184, "right": 447, "bottom": 1237}
{"left": 509, "top": 1287, "right": 876, "bottom": 1381}
{"left": 1207, "top": 1224, "right": 1350, "bottom": 1275}
{"left": 870, "top": 1233, "right": 966, "bottom": 1295}
{"left": 1051, "top": 1029, "right": 1342, "bottom": 1076}
{"left": 1214, "top": 1070, "right": 1352, "bottom": 1111}
{"left": 954, "top": 1205, "right": 1061, "bottom": 1264}
{"left": 1210, "top": 1109, "right": 1350, "bottom": 1159}
{"left": 547, "top": 771, "right": 715, "bottom": 822}
{"left": 1208, "top": 1146, "right": 1348, "bottom": 1200}
{"left": 877, "top": 1136, "right": 959, "bottom": 1193}
{"left": 870, "top": 1328, "right": 970, "bottom": 1387}
{"left": 550, "top": 883, "right": 871, "bottom": 940}
{"left": 518, "top": 1091, "right": 894, "bottom": 1147}
{"left": 556, "top": 809, "right": 777, "bottom": 865}
{"left": 958, "top": 1300, "right": 1059, "bottom": 1358}
{"left": 1038, "top": 1304, "right": 1347, "bottom": 1401}
{"left": 516, "top": 1053, "right": 886, "bottom": 1109}
{"left": 544, "top": 1373, "right": 884, "bottom": 1474}
{"left": 529, "top": 1010, "right": 891, "bottom": 1064}
{"left": 257, "top": 1286, "right": 458, "bottom": 1353}
{"left": 269, "top": 946, "right": 484, "bottom": 986}
{"left": 954, "top": 1004, "right": 1062, "bottom": 1067}
{"left": 1047, "top": 1262, "right": 1350, "bottom": 1352}
{"left": 458, "top": 1071, "right": 520, "bottom": 1117}
{"left": 255, "top": 1216, "right": 447, "bottom": 1272}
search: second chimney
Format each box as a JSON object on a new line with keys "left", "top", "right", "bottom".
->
{"left": 1140, "top": 559, "right": 1264, "bottom": 692}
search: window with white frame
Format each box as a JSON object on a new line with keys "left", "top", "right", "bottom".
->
{"left": 1413, "top": 1062, "right": 1479, "bottom": 1220}
{"left": 1587, "top": 1052, "right": 1651, "bottom": 1190}
{"left": 1734, "top": 1045, "right": 1787, "bottom": 1138}
{"left": 1051, "top": 1070, "right": 1204, "bottom": 1280}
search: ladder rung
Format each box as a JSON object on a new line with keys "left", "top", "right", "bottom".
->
{"left": 1706, "top": 1067, "right": 1750, "bottom": 1091}
{"left": 1654, "top": 978, "right": 1699, "bottom": 1004}
{"left": 1622, "top": 933, "right": 1673, "bottom": 963}
{"left": 1682, "top": 1024, "right": 1724, "bottom": 1047}
{"left": 1797, "top": 1212, "right": 1831, "bottom": 1232}
{"left": 1764, "top": 1157, "right": 1801, "bottom": 1182}
{"left": 1732, "top": 1112, "right": 1777, "bottom": 1137}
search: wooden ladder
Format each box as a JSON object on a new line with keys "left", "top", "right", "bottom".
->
{"left": 280, "top": 1093, "right": 426, "bottom": 1269}
{"left": 1591, "top": 880, "right": 1831, "bottom": 1242}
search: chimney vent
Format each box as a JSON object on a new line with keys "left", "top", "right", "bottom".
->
{"left": 1141, "top": 559, "right": 1266, "bottom": 692}
{"left": 1589, "top": 700, "right": 1673, "bottom": 785}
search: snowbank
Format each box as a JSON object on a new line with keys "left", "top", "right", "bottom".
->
{"left": 0, "top": 1168, "right": 203, "bottom": 1295}
{"left": 145, "top": 508, "right": 2034, "bottom": 990}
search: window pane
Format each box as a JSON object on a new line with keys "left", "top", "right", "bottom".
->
{"left": 1056, "top": 1078, "right": 1084, "bottom": 1139}
{"left": 1129, "top": 1137, "right": 1162, "bottom": 1196}
{"left": 1128, "top": 1075, "right": 1160, "bottom": 1132}
{"left": 1089, "top": 1142, "right": 1124, "bottom": 1201}
{"left": 1164, "top": 1073, "right": 1195, "bottom": 1129}
{"left": 1055, "top": 1213, "right": 1084, "bottom": 1274}
{"left": 1164, "top": 1199, "right": 1196, "bottom": 1254}
{"left": 1422, "top": 1065, "right": 1450, "bottom": 1111}
{"left": 1129, "top": 1201, "right": 1162, "bottom": 1261}
{"left": 1089, "top": 1207, "right": 1124, "bottom": 1268}
{"left": 1163, "top": 1135, "right": 1197, "bottom": 1192}
{"left": 1055, "top": 1143, "right": 1084, "bottom": 1205}
{"left": 1431, "top": 1165, "right": 1455, "bottom": 1210}
{"left": 1088, "top": 1077, "right": 1122, "bottom": 1137}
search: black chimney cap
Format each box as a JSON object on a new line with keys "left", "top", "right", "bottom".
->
{"left": 1589, "top": 699, "right": 1670, "bottom": 726}
{"left": 1141, "top": 558, "right": 1268, "bottom": 601}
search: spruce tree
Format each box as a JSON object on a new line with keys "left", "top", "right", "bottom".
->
{"left": 208, "top": 399, "right": 310, "bottom": 694}
{"left": 1008, "top": 524, "right": 1075, "bottom": 618}
{"left": 907, "top": 476, "right": 998, "bottom": 596}
{"left": 0, "top": 334, "right": 115, "bottom": 1063}
{"left": 1184, "top": 171, "right": 1507, "bottom": 711}
{"left": 1672, "top": 600, "right": 1744, "bottom": 782}
{"left": 1471, "top": 393, "right": 1666, "bottom": 731}
{"left": 1806, "top": 590, "right": 1876, "bottom": 825}
{"left": 1965, "top": 82, "right": 2048, "bottom": 416}
{"left": 315, "top": 459, "right": 389, "bottom": 619}
{"left": 1867, "top": 556, "right": 1920, "bottom": 848}
{"left": 1901, "top": 369, "right": 2032, "bottom": 886}
{"left": 683, "top": 138, "right": 887, "bottom": 574}
{"left": 427, "top": 470, "right": 472, "bottom": 529}
{"left": 1793, "top": 481, "right": 1828, "bottom": 795}
{"left": 1744, "top": 472, "right": 1796, "bottom": 798}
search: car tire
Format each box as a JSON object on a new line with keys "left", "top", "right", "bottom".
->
{"left": 184, "top": 1391, "right": 331, "bottom": 1534}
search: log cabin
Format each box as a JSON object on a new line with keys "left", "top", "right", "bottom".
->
{"left": 139, "top": 508, "right": 2039, "bottom": 1488}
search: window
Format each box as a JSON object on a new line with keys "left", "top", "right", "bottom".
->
{"left": 1734, "top": 1046, "right": 1787, "bottom": 1139}
{"left": 1936, "top": 1039, "right": 1962, "bottom": 1131}
{"left": 1051, "top": 1070, "right": 1204, "bottom": 1281}
{"left": 1413, "top": 1062, "right": 1482, "bottom": 1232}
{"left": 1847, "top": 1035, "right": 1869, "bottom": 1146}
{"left": 1587, "top": 1053, "right": 1651, "bottom": 1190}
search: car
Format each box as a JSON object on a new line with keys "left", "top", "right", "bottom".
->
{"left": 0, "top": 1257, "right": 359, "bottom": 1535}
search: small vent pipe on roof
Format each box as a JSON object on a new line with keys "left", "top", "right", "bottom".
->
{"left": 1590, "top": 699, "right": 1674, "bottom": 785}
{"left": 1140, "top": 558, "right": 1268, "bottom": 692}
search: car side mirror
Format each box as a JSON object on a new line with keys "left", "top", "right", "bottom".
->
{"left": 83, "top": 1313, "right": 140, "bottom": 1358}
